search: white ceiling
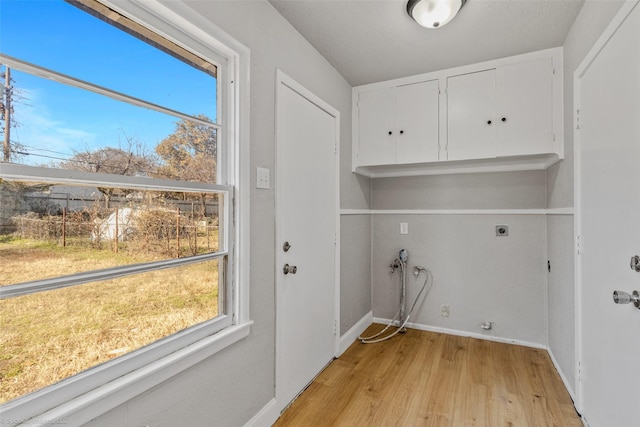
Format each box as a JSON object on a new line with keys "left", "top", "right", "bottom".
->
{"left": 269, "top": 0, "right": 585, "bottom": 86}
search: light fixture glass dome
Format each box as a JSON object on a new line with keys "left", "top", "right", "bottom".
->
{"left": 407, "top": 0, "right": 466, "bottom": 29}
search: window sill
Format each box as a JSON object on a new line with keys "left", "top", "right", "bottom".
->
{"left": 14, "top": 322, "right": 252, "bottom": 427}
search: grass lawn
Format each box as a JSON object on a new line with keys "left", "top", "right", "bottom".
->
{"left": 0, "top": 237, "right": 219, "bottom": 403}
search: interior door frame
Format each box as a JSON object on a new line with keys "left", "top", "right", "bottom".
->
{"left": 573, "top": 0, "right": 639, "bottom": 415}
{"left": 274, "top": 69, "right": 341, "bottom": 411}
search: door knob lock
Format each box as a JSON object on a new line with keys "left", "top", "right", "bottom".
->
{"left": 283, "top": 264, "right": 297, "bottom": 275}
{"left": 613, "top": 290, "right": 640, "bottom": 309}
{"left": 283, "top": 241, "right": 292, "bottom": 252}
{"left": 630, "top": 255, "right": 640, "bottom": 272}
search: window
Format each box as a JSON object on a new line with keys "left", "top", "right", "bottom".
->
{"left": 0, "top": 0, "right": 250, "bottom": 423}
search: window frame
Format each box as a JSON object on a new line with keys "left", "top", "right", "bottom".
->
{"left": 0, "top": 1, "right": 251, "bottom": 424}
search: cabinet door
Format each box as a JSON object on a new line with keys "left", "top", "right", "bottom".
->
{"left": 447, "top": 70, "right": 497, "bottom": 161}
{"left": 396, "top": 80, "right": 439, "bottom": 164}
{"left": 497, "top": 58, "right": 553, "bottom": 156}
{"left": 357, "top": 87, "right": 395, "bottom": 166}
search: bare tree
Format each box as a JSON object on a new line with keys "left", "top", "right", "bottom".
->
{"left": 59, "top": 137, "right": 157, "bottom": 208}
{"left": 155, "top": 115, "right": 217, "bottom": 214}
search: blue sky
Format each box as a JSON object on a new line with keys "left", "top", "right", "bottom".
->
{"left": 0, "top": 0, "right": 217, "bottom": 165}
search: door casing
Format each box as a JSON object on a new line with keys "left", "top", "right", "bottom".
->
{"left": 274, "top": 69, "right": 341, "bottom": 412}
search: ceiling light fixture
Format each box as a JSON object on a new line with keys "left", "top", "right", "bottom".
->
{"left": 407, "top": 0, "right": 467, "bottom": 29}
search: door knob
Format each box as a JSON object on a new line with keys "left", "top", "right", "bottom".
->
{"left": 612, "top": 290, "right": 640, "bottom": 309}
{"left": 283, "top": 264, "right": 298, "bottom": 275}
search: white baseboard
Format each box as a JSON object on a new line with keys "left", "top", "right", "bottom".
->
{"left": 337, "top": 311, "right": 373, "bottom": 356}
{"left": 372, "top": 317, "right": 547, "bottom": 350}
{"left": 547, "top": 348, "right": 577, "bottom": 404}
{"left": 244, "top": 398, "right": 279, "bottom": 427}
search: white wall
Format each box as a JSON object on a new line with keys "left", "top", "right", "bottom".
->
{"left": 545, "top": 0, "right": 625, "bottom": 398}
{"left": 370, "top": 171, "right": 549, "bottom": 345}
{"left": 371, "top": 213, "right": 547, "bottom": 345}
{"left": 83, "top": 1, "right": 370, "bottom": 425}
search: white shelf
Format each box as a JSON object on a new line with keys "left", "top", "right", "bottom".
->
{"left": 353, "top": 153, "right": 562, "bottom": 178}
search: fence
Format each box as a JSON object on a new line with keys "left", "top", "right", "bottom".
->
{"left": 1, "top": 188, "right": 219, "bottom": 236}
{"left": 10, "top": 204, "right": 220, "bottom": 258}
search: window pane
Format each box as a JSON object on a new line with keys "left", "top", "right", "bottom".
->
{"left": 0, "top": 0, "right": 217, "bottom": 120}
{"left": 2, "top": 69, "right": 218, "bottom": 184}
{"left": 0, "top": 259, "right": 221, "bottom": 403}
{"left": 0, "top": 181, "right": 221, "bottom": 286}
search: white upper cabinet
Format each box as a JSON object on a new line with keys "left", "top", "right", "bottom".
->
{"left": 447, "top": 58, "right": 554, "bottom": 161}
{"left": 447, "top": 69, "right": 497, "bottom": 161}
{"left": 352, "top": 48, "right": 563, "bottom": 177}
{"left": 357, "top": 80, "right": 439, "bottom": 166}
{"left": 496, "top": 58, "right": 554, "bottom": 157}
{"left": 358, "top": 87, "right": 396, "bottom": 166}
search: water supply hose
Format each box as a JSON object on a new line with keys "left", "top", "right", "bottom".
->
{"left": 359, "top": 265, "right": 433, "bottom": 344}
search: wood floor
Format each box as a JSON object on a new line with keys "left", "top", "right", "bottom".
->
{"left": 274, "top": 326, "right": 582, "bottom": 426}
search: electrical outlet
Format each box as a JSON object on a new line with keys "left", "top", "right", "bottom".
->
{"left": 441, "top": 304, "right": 450, "bottom": 318}
{"left": 400, "top": 222, "right": 408, "bottom": 235}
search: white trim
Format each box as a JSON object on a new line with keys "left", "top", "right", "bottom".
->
{"left": 340, "top": 209, "right": 372, "bottom": 215}
{"left": 243, "top": 398, "right": 280, "bottom": 427}
{"left": 548, "top": 347, "right": 577, "bottom": 404}
{"left": 546, "top": 207, "right": 575, "bottom": 215}
{"left": 0, "top": 163, "right": 230, "bottom": 193}
{"left": 337, "top": 311, "right": 373, "bottom": 356}
{"left": 29, "top": 323, "right": 252, "bottom": 427}
{"left": 354, "top": 154, "right": 562, "bottom": 178}
{"left": 373, "top": 317, "right": 547, "bottom": 349}
{"left": 340, "top": 208, "right": 573, "bottom": 216}
{"left": 0, "top": 53, "right": 219, "bottom": 130}
{"left": 1, "top": 252, "right": 227, "bottom": 299}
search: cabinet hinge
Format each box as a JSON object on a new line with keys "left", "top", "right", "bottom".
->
{"left": 334, "top": 319, "right": 338, "bottom": 336}
{"left": 576, "top": 109, "right": 581, "bottom": 130}
{"left": 334, "top": 141, "right": 337, "bottom": 155}
{"left": 577, "top": 360, "right": 583, "bottom": 382}
{"left": 576, "top": 234, "right": 583, "bottom": 254}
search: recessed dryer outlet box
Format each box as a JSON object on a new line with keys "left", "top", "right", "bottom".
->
{"left": 495, "top": 225, "right": 509, "bottom": 236}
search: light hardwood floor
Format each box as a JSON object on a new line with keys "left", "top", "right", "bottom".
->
{"left": 274, "top": 326, "right": 582, "bottom": 426}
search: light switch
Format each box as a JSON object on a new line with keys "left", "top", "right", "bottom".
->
{"left": 257, "top": 167, "right": 270, "bottom": 189}
{"left": 400, "top": 222, "right": 408, "bottom": 235}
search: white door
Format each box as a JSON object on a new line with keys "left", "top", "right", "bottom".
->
{"left": 275, "top": 71, "right": 338, "bottom": 410}
{"left": 447, "top": 69, "right": 497, "bottom": 161}
{"left": 576, "top": 2, "right": 640, "bottom": 426}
